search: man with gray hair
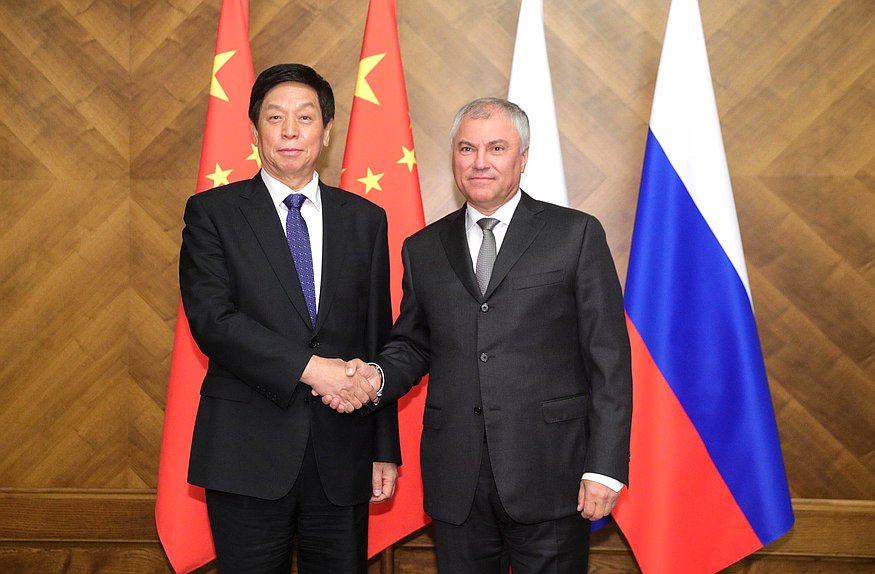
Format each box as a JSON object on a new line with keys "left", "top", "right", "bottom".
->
{"left": 341, "top": 97, "right": 633, "bottom": 572}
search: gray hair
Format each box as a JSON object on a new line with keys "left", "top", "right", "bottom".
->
{"left": 449, "top": 97, "right": 530, "bottom": 154}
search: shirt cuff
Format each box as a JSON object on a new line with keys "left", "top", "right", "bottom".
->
{"left": 367, "top": 362, "right": 385, "bottom": 405}
{"left": 581, "top": 472, "right": 623, "bottom": 493}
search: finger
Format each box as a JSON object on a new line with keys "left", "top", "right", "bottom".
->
{"left": 355, "top": 376, "right": 378, "bottom": 401}
{"left": 581, "top": 499, "right": 596, "bottom": 520}
{"left": 346, "top": 358, "right": 365, "bottom": 377}
{"left": 345, "top": 360, "right": 359, "bottom": 377}
{"left": 339, "top": 400, "right": 355, "bottom": 413}
{"left": 371, "top": 466, "right": 384, "bottom": 501}
{"left": 352, "top": 383, "right": 374, "bottom": 405}
{"left": 383, "top": 474, "right": 397, "bottom": 499}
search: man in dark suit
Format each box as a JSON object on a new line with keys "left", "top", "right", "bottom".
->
{"left": 342, "top": 97, "right": 632, "bottom": 573}
{"left": 179, "top": 64, "right": 400, "bottom": 573}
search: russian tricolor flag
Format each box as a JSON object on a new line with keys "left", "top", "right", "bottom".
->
{"left": 612, "top": 1, "right": 795, "bottom": 572}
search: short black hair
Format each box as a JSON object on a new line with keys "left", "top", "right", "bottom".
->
{"left": 248, "top": 63, "right": 335, "bottom": 126}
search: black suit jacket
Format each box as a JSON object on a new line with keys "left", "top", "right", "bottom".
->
{"left": 179, "top": 173, "right": 400, "bottom": 504}
{"left": 376, "top": 191, "right": 631, "bottom": 525}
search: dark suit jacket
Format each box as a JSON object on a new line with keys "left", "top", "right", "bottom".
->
{"left": 376, "top": 191, "right": 631, "bottom": 525}
{"left": 179, "top": 173, "right": 400, "bottom": 505}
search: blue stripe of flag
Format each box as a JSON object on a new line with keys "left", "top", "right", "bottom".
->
{"left": 625, "top": 130, "right": 794, "bottom": 545}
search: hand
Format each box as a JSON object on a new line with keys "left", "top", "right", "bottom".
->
{"left": 301, "top": 356, "right": 377, "bottom": 412}
{"left": 321, "top": 359, "right": 381, "bottom": 412}
{"left": 577, "top": 479, "right": 619, "bottom": 521}
{"left": 370, "top": 462, "right": 398, "bottom": 503}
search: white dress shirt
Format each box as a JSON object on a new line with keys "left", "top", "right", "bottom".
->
{"left": 465, "top": 190, "right": 623, "bottom": 494}
{"left": 261, "top": 170, "right": 323, "bottom": 312}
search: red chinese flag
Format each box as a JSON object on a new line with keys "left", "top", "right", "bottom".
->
{"left": 340, "top": 0, "right": 430, "bottom": 557}
{"left": 155, "top": 1, "right": 257, "bottom": 572}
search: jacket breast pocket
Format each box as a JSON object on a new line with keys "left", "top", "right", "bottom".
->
{"left": 423, "top": 405, "right": 443, "bottom": 429}
{"left": 512, "top": 269, "right": 564, "bottom": 290}
{"left": 541, "top": 393, "right": 588, "bottom": 423}
{"left": 200, "top": 375, "right": 253, "bottom": 403}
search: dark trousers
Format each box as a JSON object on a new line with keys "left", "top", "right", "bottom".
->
{"left": 205, "top": 438, "right": 369, "bottom": 574}
{"left": 433, "top": 447, "right": 590, "bottom": 574}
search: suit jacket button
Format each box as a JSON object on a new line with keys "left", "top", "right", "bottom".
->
{"left": 480, "top": 303, "right": 489, "bottom": 312}
{"left": 308, "top": 339, "right": 320, "bottom": 348}
{"left": 473, "top": 406, "right": 482, "bottom": 415}
{"left": 479, "top": 352, "right": 489, "bottom": 363}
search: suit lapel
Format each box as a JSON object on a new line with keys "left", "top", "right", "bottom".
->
{"left": 483, "top": 191, "right": 545, "bottom": 298}
{"left": 238, "top": 174, "right": 313, "bottom": 328}
{"left": 314, "top": 183, "right": 347, "bottom": 335}
{"left": 439, "top": 207, "right": 483, "bottom": 302}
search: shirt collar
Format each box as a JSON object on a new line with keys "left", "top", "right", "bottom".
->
{"left": 465, "top": 189, "right": 522, "bottom": 231}
{"left": 261, "top": 169, "right": 322, "bottom": 212}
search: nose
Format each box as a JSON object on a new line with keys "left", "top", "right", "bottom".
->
{"left": 472, "top": 148, "right": 488, "bottom": 169}
{"left": 282, "top": 118, "right": 298, "bottom": 139}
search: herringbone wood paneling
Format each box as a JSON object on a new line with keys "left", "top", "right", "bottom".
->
{"left": 1, "top": 0, "right": 873, "bottom": 571}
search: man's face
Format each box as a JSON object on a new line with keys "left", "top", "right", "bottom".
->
{"left": 251, "top": 82, "right": 332, "bottom": 190}
{"left": 452, "top": 111, "right": 528, "bottom": 215}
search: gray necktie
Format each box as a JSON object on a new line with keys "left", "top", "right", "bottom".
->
{"left": 475, "top": 218, "right": 499, "bottom": 295}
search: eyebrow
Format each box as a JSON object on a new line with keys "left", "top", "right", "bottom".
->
{"left": 264, "top": 101, "right": 317, "bottom": 112}
{"left": 457, "top": 138, "right": 510, "bottom": 147}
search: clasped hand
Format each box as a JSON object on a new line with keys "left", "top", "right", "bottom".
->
{"left": 301, "top": 357, "right": 380, "bottom": 413}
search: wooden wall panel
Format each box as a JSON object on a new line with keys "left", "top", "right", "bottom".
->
{"left": 0, "top": 0, "right": 873, "bottom": 571}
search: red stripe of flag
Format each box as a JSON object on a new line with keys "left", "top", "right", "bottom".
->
{"left": 615, "top": 316, "right": 761, "bottom": 573}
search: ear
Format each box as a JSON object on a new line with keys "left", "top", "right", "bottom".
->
{"left": 520, "top": 147, "right": 529, "bottom": 173}
{"left": 323, "top": 120, "right": 334, "bottom": 147}
{"left": 250, "top": 121, "right": 259, "bottom": 144}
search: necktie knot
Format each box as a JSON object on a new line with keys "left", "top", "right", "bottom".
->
{"left": 478, "top": 217, "right": 499, "bottom": 232}
{"left": 284, "top": 193, "right": 307, "bottom": 210}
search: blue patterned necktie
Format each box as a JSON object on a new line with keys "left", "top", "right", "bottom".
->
{"left": 283, "top": 193, "right": 317, "bottom": 328}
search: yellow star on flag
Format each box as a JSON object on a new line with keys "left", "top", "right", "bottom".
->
{"left": 354, "top": 53, "right": 386, "bottom": 105}
{"left": 247, "top": 143, "right": 261, "bottom": 168}
{"left": 206, "top": 163, "right": 233, "bottom": 187}
{"left": 357, "top": 167, "right": 384, "bottom": 194}
{"left": 397, "top": 146, "right": 416, "bottom": 172}
{"left": 210, "top": 50, "right": 236, "bottom": 102}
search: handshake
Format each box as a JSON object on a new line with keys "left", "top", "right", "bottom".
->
{"left": 301, "top": 356, "right": 381, "bottom": 413}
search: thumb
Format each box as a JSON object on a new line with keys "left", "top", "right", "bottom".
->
{"left": 345, "top": 359, "right": 360, "bottom": 376}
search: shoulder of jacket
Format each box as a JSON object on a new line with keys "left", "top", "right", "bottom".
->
{"left": 323, "top": 183, "right": 386, "bottom": 218}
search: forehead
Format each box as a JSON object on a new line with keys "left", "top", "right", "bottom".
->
{"left": 454, "top": 112, "right": 518, "bottom": 143}
{"left": 262, "top": 82, "right": 320, "bottom": 108}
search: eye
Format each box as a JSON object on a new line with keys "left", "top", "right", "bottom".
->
{"left": 459, "top": 145, "right": 473, "bottom": 153}
{"left": 492, "top": 145, "right": 505, "bottom": 153}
